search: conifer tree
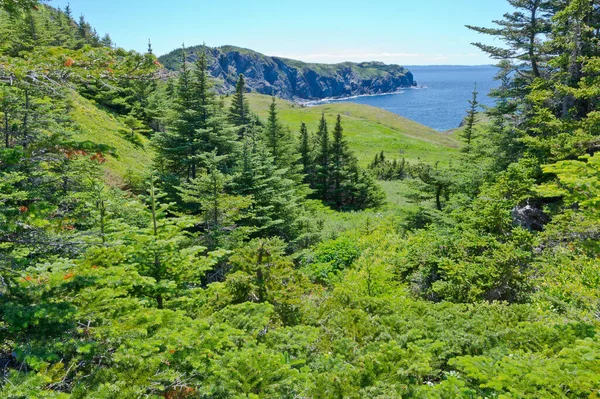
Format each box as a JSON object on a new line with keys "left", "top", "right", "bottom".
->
{"left": 298, "top": 122, "right": 314, "bottom": 184}
{"left": 467, "top": 0, "right": 553, "bottom": 80}
{"left": 232, "top": 128, "right": 303, "bottom": 241}
{"left": 153, "top": 46, "right": 199, "bottom": 181}
{"left": 178, "top": 153, "right": 252, "bottom": 249}
{"left": 264, "top": 97, "right": 298, "bottom": 176}
{"left": 330, "top": 115, "right": 353, "bottom": 208}
{"left": 314, "top": 112, "right": 330, "bottom": 201}
{"left": 193, "top": 50, "right": 239, "bottom": 172}
{"left": 461, "top": 83, "right": 479, "bottom": 153}
{"left": 64, "top": 3, "right": 72, "bottom": 19}
{"left": 229, "top": 74, "right": 250, "bottom": 139}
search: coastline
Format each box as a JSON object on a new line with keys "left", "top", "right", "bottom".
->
{"left": 297, "top": 85, "right": 427, "bottom": 107}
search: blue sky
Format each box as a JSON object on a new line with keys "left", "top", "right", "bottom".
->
{"left": 49, "top": 0, "right": 511, "bottom": 65}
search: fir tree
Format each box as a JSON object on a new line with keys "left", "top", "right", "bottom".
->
{"left": 64, "top": 3, "right": 72, "bottom": 19}
{"left": 229, "top": 74, "right": 250, "bottom": 139}
{"left": 314, "top": 112, "right": 330, "bottom": 201}
{"left": 232, "top": 128, "right": 303, "bottom": 241}
{"left": 264, "top": 97, "right": 298, "bottom": 177}
{"left": 461, "top": 83, "right": 479, "bottom": 153}
{"left": 99, "top": 33, "right": 112, "bottom": 48}
{"left": 298, "top": 122, "right": 314, "bottom": 184}
{"left": 466, "top": 0, "right": 553, "bottom": 80}
{"left": 178, "top": 153, "right": 252, "bottom": 249}
{"left": 193, "top": 50, "right": 238, "bottom": 172}
{"left": 330, "top": 115, "right": 352, "bottom": 208}
{"left": 153, "top": 45, "right": 200, "bottom": 181}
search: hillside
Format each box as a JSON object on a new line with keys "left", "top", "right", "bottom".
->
{"left": 73, "top": 90, "right": 457, "bottom": 185}
{"left": 243, "top": 93, "right": 458, "bottom": 167}
{"left": 159, "top": 45, "right": 415, "bottom": 100}
{"left": 69, "top": 92, "right": 154, "bottom": 186}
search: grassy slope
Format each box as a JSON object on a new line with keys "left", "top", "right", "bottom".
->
{"left": 245, "top": 93, "right": 459, "bottom": 167}
{"left": 66, "top": 89, "right": 457, "bottom": 210}
{"left": 69, "top": 92, "right": 154, "bottom": 185}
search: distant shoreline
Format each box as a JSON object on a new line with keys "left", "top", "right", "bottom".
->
{"left": 298, "top": 86, "right": 427, "bottom": 106}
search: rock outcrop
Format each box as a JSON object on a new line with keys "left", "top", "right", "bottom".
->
{"left": 158, "top": 45, "right": 416, "bottom": 101}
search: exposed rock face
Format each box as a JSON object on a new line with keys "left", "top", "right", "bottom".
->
{"left": 158, "top": 45, "right": 416, "bottom": 101}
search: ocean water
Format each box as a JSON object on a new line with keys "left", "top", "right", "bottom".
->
{"left": 316, "top": 65, "right": 500, "bottom": 132}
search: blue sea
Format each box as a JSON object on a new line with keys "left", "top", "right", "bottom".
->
{"left": 317, "top": 65, "right": 500, "bottom": 132}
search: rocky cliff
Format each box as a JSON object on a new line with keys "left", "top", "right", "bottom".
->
{"left": 158, "top": 45, "right": 416, "bottom": 101}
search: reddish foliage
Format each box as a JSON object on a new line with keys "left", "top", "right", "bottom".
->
{"left": 64, "top": 58, "right": 74, "bottom": 67}
{"left": 63, "top": 149, "right": 88, "bottom": 159}
{"left": 18, "top": 206, "right": 28, "bottom": 214}
{"left": 153, "top": 60, "right": 162, "bottom": 67}
{"left": 163, "top": 387, "right": 196, "bottom": 399}
{"left": 90, "top": 152, "right": 107, "bottom": 164}
{"left": 63, "top": 272, "right": 75, "bottom": 280}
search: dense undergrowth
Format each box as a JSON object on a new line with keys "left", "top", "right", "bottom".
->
{"left": 1, "top": 1, "right": 600, "bottom": 398}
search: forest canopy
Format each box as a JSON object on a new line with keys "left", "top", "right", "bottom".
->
{"left": 1, "top": 0, "right": 600, "bottom": 398}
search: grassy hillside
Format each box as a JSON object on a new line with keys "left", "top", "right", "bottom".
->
{"left": 243, "top": 93, "right": 459, "bottom": 167}
{"left": 65, "top": 90, "right": 457, "bottom": 196}
{"left": 69, "top": 92, "right": 154, "bottom": 185}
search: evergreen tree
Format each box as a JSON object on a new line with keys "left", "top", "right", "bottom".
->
{"left": 178, "top": 153, "right": 252, "bottom": 249}
{"left": 467, "top": 0, "right": 553, "bottom": 80}
{"left": 264, "top": 97, "right": 299, "bottom": 177}
{"left": 193, "top": 51, "right": 239, "bottom": 172}
{"left": 412, "top": 162, "right": 454, "bottom": 211}
{"left": 330, "top": 115, "right": 352, "bottom": 208}
{"left": 64, "top": 3, "right": 72, "bottom": 19}
{"left": 229, "top": 74, "right": 250, "bottom": 139}
{"left": 313, "top": 112, "right": 330, "bottom": 201}
{"left": 461, "top": 83, "right": 479, "bottom": 153}
{"left": 298, "top": 122, "right": 314, "bottom": 184}
{"left": 232, "top": 128, "right": 303, "bottom": 241}
{"left": 99, "top": 33, "right": 112, "bottom": 48}
{"left": 153, "top": 45, "right": 200, "bottom": 181}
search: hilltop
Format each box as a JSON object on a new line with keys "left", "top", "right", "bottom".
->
{"left": 159, "top": 45, "right": 415, "bottom": 100}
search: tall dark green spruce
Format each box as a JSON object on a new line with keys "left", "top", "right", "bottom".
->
{"left": 229, "top": 74, "right": 250, "bottom": 139}
{"left": 153, "top": 46, "right": 199, "bottom": 181}
{"left": 232, "top": 128, "right": 304, "bottom": 241}
{"left": 264, "top": 97, "right": 301, "bottom": 181}
{"left": 192, "top": 49, "right": 238, "bottom": 172}
{"left": 313, "top": 112, "right": 330, "bottom": 201}
{"left": 298, "top": 122, "right": 314, "bottom": 184}
{"left": 330, "top": 115, "right": 352, "bottom": 208}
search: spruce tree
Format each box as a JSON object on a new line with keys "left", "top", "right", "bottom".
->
{"left": 298, "top": 122, "right": 314, "bottom": 184}
{"left": 313, "top": 112, "right": 330, "bottom": 201}
{"left": 232, "top": 128, "right": 303, "bottom": 241}
{"left": 153, "top": 46, "right": 199, "bottom": 181}
{"left": 461, "top": 83, "right": 479, "bottom": 153}
{"left": 330, "top": 115, "right": 352, "bottom": 208}
{"left": 229, "top": 74, "right": 250, "bottom": 139}
{"left": 193, "top": 51, "right": 239, "bottom": 172}
{"left": 64, "top": 3, "right": 72, "bottom": 19}
{"left": 466, "top": 0, "right": 553, "bottom": 80}
{"left": 264, "top": 97, "right": 298, "bottom": 176}
{"left": 178, "top": 153, "right": 251, "bottom": 249}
